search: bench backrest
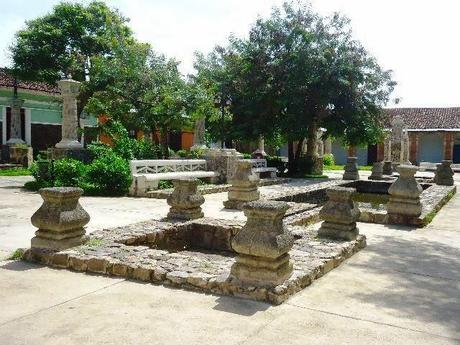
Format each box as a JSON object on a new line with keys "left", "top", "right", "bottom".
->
{"left": 130, "top": 159, "right": 208, "bottom": 175}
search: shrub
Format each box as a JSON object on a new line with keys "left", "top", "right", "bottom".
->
{"left": 323, "top": 153, "right": 335, "bottom": 166}
{"left": 85, "top": 152, "right": 132, "bottom": 196}
{"left": 266, "top": 155, "right": 287, "bottom": 174}
{"left": 176, "top": 149, "right": 187, "bottom": 158}
{"left": 87, "top": 142, "right": 114, "bottom": 160}
{"left": 30, "top": 159, "right": 54, "bottom": 186}
{"left": 242, "top": 153, "right": 252, "bottom": 159}
{"left": 188, "top": 147, "right": 205, "bottom": 159}
{"left": 53, "top": 158, "right": 87, "bottom": 187}
{"left": 158, "top": 180, "right": 174, "bottom": 189}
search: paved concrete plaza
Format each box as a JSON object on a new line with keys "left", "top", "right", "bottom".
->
{"left": 0, "top": 174, "right": 459, "bottom": 344}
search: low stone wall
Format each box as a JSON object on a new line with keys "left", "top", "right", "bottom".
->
{"left": 23, "top": 217, "right": 366, "bottom": 305}
{"left": 146, "top": 178, "right": 291, "bottom": 199}
{"left": 358, "top": 184, "right": 456, "bottom": 226}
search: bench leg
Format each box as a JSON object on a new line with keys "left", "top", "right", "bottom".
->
{"left": 129, "top": 179, "right": 137, "bottom": 197}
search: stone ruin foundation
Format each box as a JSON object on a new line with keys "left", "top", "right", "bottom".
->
{"left": 223, "top": 160, "right": 260, "bottom": 210}
{"left": 343, "top": 157, "right": 360, "bottom": 180}
{"left": 24, "top": 203, "right": 366, "bottom": 305}
{"left": 30, "top": 187, "right": 90, "bottom": 251}
{"left": 167, "top": 179, "right": 205, "bottom": 220}
{"left": 318, "top": 187, "right": 360, "bottom": 241}
{"left": 434, "top": 160, "right": 454, "bottom": 186}
{"left": 231, "top": 201, "right": 294, "bottom": 287}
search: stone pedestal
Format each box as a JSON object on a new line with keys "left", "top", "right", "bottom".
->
{"left": 343, "top": 157, "right": 359, "bottom": 180}
{"left": 318, "top": 187, "right": 360, "bottom": 241}
{"left": 6, "top": 98, "right": 25, "bottom": 145}
{"left": 251, "top": 136, "right": 267, "bottom": 159}
{"left": 369, "top": 161, "right": 383, "bottom": 180}
{"left": 167, "top": 179, "right": 205, "bottom": 220}
{"left": 7, "top": 145, "right": 33, "bottom": 167}
{"left": 205, "top": 148, "right": 244, "bottom": 183}
{"left": 387, "top": 165, "right": 422, "bottom": 221}
{"left": 383, "top": 161, "right": 393, "bottom": 175}
{"left": 31, "top": 187, "right": 90, "bottom": 251}
{"left": 55, "top": 79, "right": 83, "bottom": 149}
{"left": 223, "top": 160, "right": 260, "bottom": 209}
{"left": 231, "top": 201, "right": 294, "bottom": 287}
{"left": 434, "top": 160, "right": 454, "bottom": 186}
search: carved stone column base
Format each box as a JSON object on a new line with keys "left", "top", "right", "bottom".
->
{"left": 31, "top": 233, "right": 88, "bottom": 251}
{"left": 343, "top": 157, "right": 359, "bottom": 180}
{"left": 387, "top": 197, "right": 422, "bottom": 216}
{"left": 318, "top": 223, "right": 359, "bottom": 241}
{"left": 231, "top": 253, "right": 293, "bottom": 287}
{"left": 383, "top": 161, "right": 393, "bottom": 175}
{"left": 167, "top": 207, "right": 204, "bottom": 220}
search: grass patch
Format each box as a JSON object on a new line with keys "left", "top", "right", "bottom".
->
{"left": 303, "top": 174, "right": 329, "bottom": 179}
{"left": 324, "top": 165, "right": 372, "bottom": 171}
{"left": 0, "top": 168, "right": 31, "bottom": 176}
{"left": 85, "top": 238, "right": 103, "bottom": 247}
{"left": 422, "top": 189, "right": 456, "bottom": 226}
{"left": 8, "top": 248, "right": 25, "bottom": 260}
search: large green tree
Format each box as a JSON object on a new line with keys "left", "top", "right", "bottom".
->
{"left": 196, "top": 1, "right": 395, "bottom": 173}
{"left": 10, "top": 1, "right": 135, "bottom": 115}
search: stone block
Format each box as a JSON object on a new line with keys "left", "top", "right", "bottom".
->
{"left": 343, "top": 157, "right": 359, "bottom": 180}
{"left": 369, "top": 161, "right": 383, "bottom": 180}
{"left": 31, "top": 187, "right": 90, "bottom": 251}
{"left": 167, "top": 179, "right": 205, "bottom": 220}
{"left": 434, "top": 160, "right": 454, "bottom": 186}
{"left": 224, "top": 160, "right": 260, "bottom": 209}
{"left": 383, "top": 161, "right": 393, "bottom": 175}
{"left": 318, "top": 186, "right": 360, "bottom": 241}
{"left": 231, "top": 201, "right": 294, "bottom": 287}
{"left": 387, "top": 165, "right": 422, "bottom": 218}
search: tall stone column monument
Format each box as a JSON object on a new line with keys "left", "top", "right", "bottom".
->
{"left": 55, "top": 79, "right": 83, "bottom": 149}
{"left": 6, "top": 97, "right": 25, "bottom": 145}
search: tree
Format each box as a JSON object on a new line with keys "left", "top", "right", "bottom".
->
{"left": 87, "top": 45, "right": 214, "bottom": 158}
{"left": 10, "top": 1, "right": 135, "bottom": 116}
{"left": 196, "top": 1, "right": 395, "bottom": 174}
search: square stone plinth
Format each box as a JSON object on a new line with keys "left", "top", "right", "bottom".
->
{"left": 23, "top": 218, "right": 366, "bottom": 305}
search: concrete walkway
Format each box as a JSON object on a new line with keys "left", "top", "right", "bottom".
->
{"left": 0, "top": 176, "right": 459, "bottom": 344}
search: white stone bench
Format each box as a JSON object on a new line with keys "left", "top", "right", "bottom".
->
{"left": 246, "top": 159, "right": 277, "bottom": 178}
{"left": 129, "top": 159, "right": 219, "bottom": 197}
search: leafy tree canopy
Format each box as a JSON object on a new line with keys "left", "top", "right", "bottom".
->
{"left": 195, "top": 1, "right": 395, "bottom": 152}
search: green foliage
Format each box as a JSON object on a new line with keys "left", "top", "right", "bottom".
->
{"left": 188, "top": 147, "right": 205, "bottom": 159}
{"left": 8, "top": 248, "right": 25, "bottom": 260}
{"left": 30, "top": 159, "right": 54, "bottom": 187}
{"left": 85, "top": 152, "right": 132, "bottom": 196}
{"left": 303, "top": 174, "right": 329, "bottom": 179}
{"left": 0, "top": 168, "right": 31, "bottom": 176}
{"left": 176, "top": 149, "right": 188, "bottom": 158}
{"left": 242, "top": 153, "right": 252, "bottom": 159}
{"left": 27, "top": 145, "right": 132, "bottom": 196}
{"left": 323, "top": 154, "right": 335, "bottom": 166}
{"left": 53, "top": 159, "right": 86, "bottom": 187}
{"left": 266, "top": 155, "right": 288, "bottom": 174}
{"left": 158, "top": 180, "right": 174, "bottom": 189}
{"left": 24, "top": 180, "right": 43, "bottom": 191}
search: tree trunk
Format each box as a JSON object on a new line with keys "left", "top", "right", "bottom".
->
{"left": 288, "top": 140, "right": 295, "bottom": 174}
{"left": 306, "top": 119, "right": 318, "bottom": 158}
{"left": 160, "top": 127, "right": 169, "bottom": 158}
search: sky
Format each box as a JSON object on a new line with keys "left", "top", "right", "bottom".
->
{"left": 1, "top": 0, "right": 459, "bottom": 108}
